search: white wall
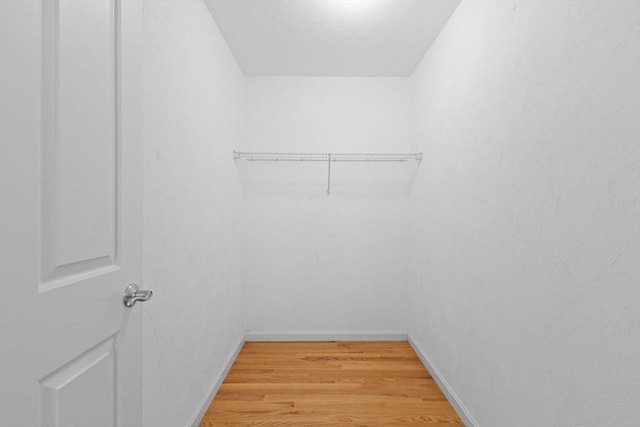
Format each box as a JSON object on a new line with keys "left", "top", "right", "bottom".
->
{"left": 242, "top": 77, "right": 413, "bottom": 335}
{"left": 142, "top": 1, "right": 244, "bottom": 426}
{"left": 409, "top": 1, "right": 640, "bottom": 426}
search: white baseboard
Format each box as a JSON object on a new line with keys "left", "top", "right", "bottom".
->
{"left": 187, "top": 335, "right": 245, "bottom": 427}
{"left": 244, "top": 330, "right": 408, "bottom": 342}
{"left": 408, "top": 334, "right": 479, "bottom": 427}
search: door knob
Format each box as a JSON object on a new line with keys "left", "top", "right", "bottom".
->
{"left": 123, "top": 284, "right": 153, "bottom": 307}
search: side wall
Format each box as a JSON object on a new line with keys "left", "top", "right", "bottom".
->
{"left": 142, "top": 1, "right": 244, "bottom": 426}
{"left": 242, "top": 77, "right": 413, "bottom": 336}
{"left": 409, "top": 1, "right": 640, "bottom": 426}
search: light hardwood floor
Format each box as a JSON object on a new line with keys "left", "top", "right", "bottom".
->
{"left": 199, "top": 341, "right": 463, "bottom": 426}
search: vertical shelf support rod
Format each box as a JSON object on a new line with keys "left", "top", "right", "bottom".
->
{"left": 327, "top": 152, "right": 332, "bottom": 195}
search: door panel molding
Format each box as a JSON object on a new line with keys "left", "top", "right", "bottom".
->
{"left": 39, "top": 336, "right": 116, "bottom": 427}
{"left": 39, "top": 0, "right": 120, "bottom": 290}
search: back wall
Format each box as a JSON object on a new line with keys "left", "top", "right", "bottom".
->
{"left": 242, "top": 77, "right": 413, "bottom": 336}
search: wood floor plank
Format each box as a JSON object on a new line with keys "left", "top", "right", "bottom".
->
{"left": 199, "top": 341, "right": 463, "bottom": 426}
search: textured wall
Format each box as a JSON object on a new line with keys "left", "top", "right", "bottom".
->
{"left": 142, "top": 1, "right": 244, "bottom": 426}
{"left": 408, "top": 1, "right": 640, "bottom": 426}
{"left": 242, "top": 77, "right": 412, "bottom": 335}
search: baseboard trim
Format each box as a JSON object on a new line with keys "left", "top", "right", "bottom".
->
{"left": 188, "top": 335, "right": 245, "bottom": 427}
{"left": 245, "top": 330, "right": 408, "bottom": 342}
{"left": 408, "top": 334, "right": 479, "bottom": 427}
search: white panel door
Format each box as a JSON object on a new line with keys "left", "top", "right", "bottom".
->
{"left": 0, "top": 0, "right": 143, "bottom": 426}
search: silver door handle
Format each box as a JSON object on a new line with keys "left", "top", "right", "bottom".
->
{"left": 123, "top": 284, "right": 153, "bottom": 307}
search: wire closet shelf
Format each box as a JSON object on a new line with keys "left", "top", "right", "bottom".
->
{"left": 233, "top": 151, "right": 423, "bottom": 195}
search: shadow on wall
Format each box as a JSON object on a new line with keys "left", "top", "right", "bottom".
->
{"left": 235, "top": 160, "right": 421, "bottom": 198}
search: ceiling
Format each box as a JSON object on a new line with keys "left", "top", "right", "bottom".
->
{"left": 204, "top": 0, "right": 461, "bottom": 76}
